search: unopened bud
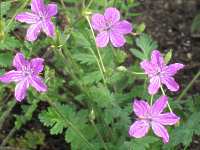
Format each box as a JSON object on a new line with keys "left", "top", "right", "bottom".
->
{"left": 89, "top": 109, "right": 95, "bottom": 121}
{"left": 117, "top": 66, "right": 127, "bottom": 72}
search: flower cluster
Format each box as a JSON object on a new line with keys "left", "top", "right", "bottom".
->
{"left": 129, "top": 50, "right": 184, "bottom": 143}
{"left": 0, "top": 0, "right": 184, "bottom": 144}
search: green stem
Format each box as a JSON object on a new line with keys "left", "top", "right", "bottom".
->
{"left": 90, "top": 120, "right": 108, "bottom": 150}
{"left": 88, "top": 48, "right": 106, "bottom": 85}
{"left": 142, "top": 78, "right": 147, "bottom": 98}
{"left": 131, "top": 71, "right": 145, "bottom": 75}
{"left": 104, "top": 0, "right": 108, "bottom": 8}
{"left": 60, "top": 0, "right": 66, "bottom": 8}
{"left": 1, "top": 127, "right": 17, "bottom": 146}
{"left": 86, "top": 0, "right": 94, "bottom": 9}
{"left": 160, "top": 85, "right": 172, "bottom": 113}
{"left": 47, "top": 99, "right": 95, "bottom": 150}
{"left": 177, "top": 70, "right": 200, "bottom": 101}
{"left": 150, "top": 95, "right": 154, "bottom": 106}
{"left": 86, "top": 16, "right": 106, "bottom": 73}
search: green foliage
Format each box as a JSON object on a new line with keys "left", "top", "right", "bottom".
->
{"left": 0, "top": 0, "right": 198, "bottom": 150}
{"left": 191, "top": 14, "right": 200, "bottom": 32}
{"left": 0, "top": 1, "right": 11, "bottom": 17}
{"left": 0, "top": 51, "right": 13, "bottom": 67}
{"left": 73, "top": 53, "right": 96, "bottom": 65}
{"left": 39, "top": 104, "right": 74, "bottom": 135}
{"left": 129, "top": 136, "right": 159, "bottom": 150}
{"left": 130, "top": 33, "right": 158, "bottom": 60}
{"left": 8, "top": 130, "right": 45, "bottom": 150}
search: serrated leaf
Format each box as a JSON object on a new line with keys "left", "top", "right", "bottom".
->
{"left": 73, "top": 53, "right": 96, "bottom": 65}
{"left": 164, "top": 111, "right": 200, "bottom": 149}
{"left": 83, "top": 71, "right": 102, "bottom": 84}
{"left": 129, "top": 48, "right": 145, "bottom": 60}
{"left": 0, "top": 1, "right": 11, "bottom": 17}
{"left": 0, "top": 36, "right": 21, "bottom": 49}
{"left": 0, "top": 52, "right": 13, "bottom": 67}
{"left": 72, "top": 31, "right": 91, "bottom": 48}
{"left": 65, "top": 124, "right": 95, "bottom": 150}
{"left": 89, "top": 84, "right": 114, "bottom": 108}
{"left": 39, "top": 106, "right": 66, "bottom": 135}
{"left": 135, "top": 33, "right": 158, "bottom": 59}
{"left": 130, "top": 136, "right": 159, "bottom": 150}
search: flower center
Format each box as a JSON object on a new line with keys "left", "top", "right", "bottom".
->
{"left": 22, "top": 66, "right": 32, "bottom": 78}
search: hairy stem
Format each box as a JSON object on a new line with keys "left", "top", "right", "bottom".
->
{"left": 160, "top": 85, "right": 172, "bottom": 112}
{"left": 90, "top": 119, "right": 108, "bottom": 150}
{"left": 47, "top": 99, "right": 95, "bottom": 150}
{"left": 86, "top": 0, "right": 94, "bottom": 9}
{"left": 88, "top": 48, "right": 106, "bottom": 85}
{"left": 150, "top": 95, "right": 154, "bottom": 106}
{"left": 86, "top": 16, "right": 106, "bottom": 73}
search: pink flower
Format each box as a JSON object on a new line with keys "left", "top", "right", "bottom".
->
{"left": 15, "top": 0, "right": 57, "bottom": 41}
{"left": 140, "top": 50, "right": 184, "bottom": 95}
{"left": 129, "top": 96, "right": 180, "bottom": 143}
{"left": 0, "top": 53, "right": 47, "bottom": 102}
{"left": 91, "top": 7, "right": 132, "bottom": 48}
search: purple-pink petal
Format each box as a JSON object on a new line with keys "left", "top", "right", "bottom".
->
{"left": 26, "top": 22, "right": 42, "bottom": 41}
{"left": 15, "top": 80, "right": 29, "bottom": 102}
{"left": 29, "top": 76, "right": 47, "bottom": 92}
{"left": 46, "top": 4, "right": 57, "bottom": 17}
{"left": 161, "top": 76, "right": 179, "bottom": 92}
{"left": 112, "top": 20, "right": 132, "bottom": 34}
{"left": 91, "top": 13, "right": 106, "bottom": 32}
{"left": 151, "top": 121, "right": 169, "bottom": 143}
{"left": 164, "top": 63, "right": 184, "bottom": 76}
{"left": 109, "top": 30, "right": 125, "bottom": 47}
{"left": 104, "top": 7, "right": 120, "bottom": 26}
{"left": 151, "top": 96, "right": 168, "bottom": 115}
{"left": 96, "top": 31, "right": 109, "bottom": 48}
{"left": 148, "top": 76, "right": 160, "bottom": 95}
{"left": 41, "top": 20, "right": 55, "bottom": 37}
{"left": 129, "top": 120, "right": 149, "bottom": 138}
{"left": 140, "top": 60, "right": 156, "bottom": 76}
{"left": 153, "top": 113, "right": 180, "bottom": 125}
{"left": 0, "top": 70, "right": 23, "bottom": 83}
{"left": 30, "top": 58, "right": 44, "bottom": 74}
{"left": 151, "top": 50, "right": 165, "bottom": 68}
{"left": 15, "top": 12, "right": 39, "bottom": 24}
{"left": 133, "top": 100, "right": 150, "bottom": 118}
{"left": 13, "top": 53, "right": 27, "bottom": 70}
{"left": 31, "top": 0, "right": 45, "bottom": 16}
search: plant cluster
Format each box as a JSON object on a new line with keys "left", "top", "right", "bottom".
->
{"left": 0, "top": 0, "right": 199, "bottom": 150}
